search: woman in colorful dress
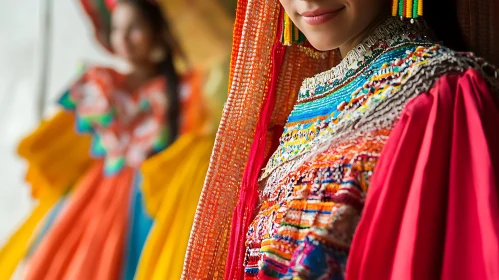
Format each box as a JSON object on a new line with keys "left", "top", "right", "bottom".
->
{"left": 0, "top": 0, "right": 213, "bottom": 279}
{"left": 182, "top": 0, "right": 499, "bottom": 279}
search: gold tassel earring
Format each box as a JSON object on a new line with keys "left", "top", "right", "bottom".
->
{"left": 280, "top": 11, "right": 306, "bottom": 46}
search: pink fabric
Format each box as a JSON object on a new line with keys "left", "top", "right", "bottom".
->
{"left": 224, "top": 10, "right": 287, "bottom": 279}
{"left": 347, "top": 69, "right": 499, "bottom": 280}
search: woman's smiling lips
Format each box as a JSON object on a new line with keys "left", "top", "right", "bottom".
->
{"left": 300, "top": 7, "right": 345, "bottom": 25}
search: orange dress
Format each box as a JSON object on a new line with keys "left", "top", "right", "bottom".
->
{"left": 0, "top": 66, "right": 205, "bottom": 280}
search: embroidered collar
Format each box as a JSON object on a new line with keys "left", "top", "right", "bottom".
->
{"left": 298, "top": 17, "right": 432, "bottom": 102}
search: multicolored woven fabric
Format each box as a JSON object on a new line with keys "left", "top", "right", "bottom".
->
{"left": 182, "top": 1, "right": 336, "bottom": 278}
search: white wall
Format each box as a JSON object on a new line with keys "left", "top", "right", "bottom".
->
{"left": 0, "top": 1, "right": 121, "bottom": 245}
{"left": 0, "top": 0, "right": 39, "bottom": 245}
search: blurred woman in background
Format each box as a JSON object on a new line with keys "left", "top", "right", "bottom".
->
{"left": 0, "top": 0, "right": 222, "bottom": 279}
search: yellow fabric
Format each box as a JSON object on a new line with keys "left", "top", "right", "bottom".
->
{"left": 201, "top": 57, "right": 230, "bottom": 134}
{"left": 0, "top": 195, "right": 58, "bottom": 279}
{"left": 159, "top": 0, "right": 234, "bottom": 71}
{"left": 0, "top": 111, "right": 92, "bottom": 280}
{"left": 135, "top": 133, "right": 214, "bottom": 280}
{"left": 17, "top": 111, "right": 93, "bottom": 199}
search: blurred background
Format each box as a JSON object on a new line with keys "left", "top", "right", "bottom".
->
{"left": 0, "top": 1, "right": 121, "bottom": 245}
{"left": 0, "top": 0, "right": 234, "bottom": 247}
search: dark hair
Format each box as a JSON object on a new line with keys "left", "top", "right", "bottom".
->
{"left": 424, "top": 0, "right": 468, "bottom": 52}
{"left": 118, "top": 0, "right": 180, "bottom": 145}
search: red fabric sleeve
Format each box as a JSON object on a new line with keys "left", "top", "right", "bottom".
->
{"left": 346, "top": 68, "right": 499, "bottom": 280}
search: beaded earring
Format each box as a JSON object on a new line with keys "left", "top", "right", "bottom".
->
{"left": 281, "top": 11, "right": 306, "bottom": 46}
{"left": 392, "top": 0, "right": 423, "bottom": 20}
{"left": 279, "top": 10, "right": 330, "bottom": 59}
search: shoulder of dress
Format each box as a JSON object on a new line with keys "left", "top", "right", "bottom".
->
{"left": 409, "top": 45, "right": 497, "bottom": 78}
{"left": 393, "top": 44, "right": 498, "bottom": 96}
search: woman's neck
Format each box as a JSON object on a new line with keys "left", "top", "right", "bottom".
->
{"left": 126, "top": 63, "right": 159, "bottom": 90}
{"left": 338, "top": 12, "right": 390, "bottom": 58}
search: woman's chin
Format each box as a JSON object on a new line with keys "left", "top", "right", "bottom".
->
{"left": 305, "top": 36, "right": 342, "bottom": 52}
